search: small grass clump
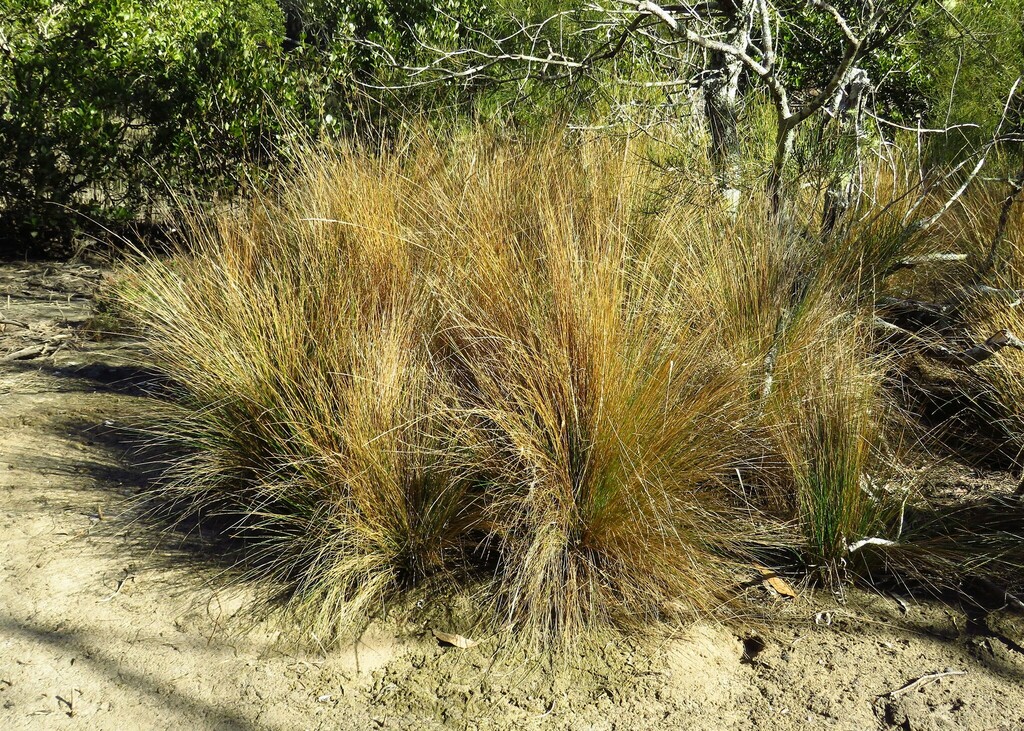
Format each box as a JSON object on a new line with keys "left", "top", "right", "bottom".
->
{"left": 771, "top": 332, "right": 891, "bottom": 585}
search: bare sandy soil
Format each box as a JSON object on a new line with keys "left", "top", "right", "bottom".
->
{"left": 2, "top": 261, "right": 1024, "bottom": 731}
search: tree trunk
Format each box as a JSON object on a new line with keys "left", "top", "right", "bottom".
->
{"left": 821, "top": 68, "right": 871, "bottom": 238}
{"left": 768, "top": 120, "right": 794, "bottom": 217}
{"left": 703, "top": 1, "right": 755, "bottom": 213}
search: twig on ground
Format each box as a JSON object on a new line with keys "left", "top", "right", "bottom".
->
{"left": 878, "top": 669, "right": 966, "bottom": 699}
{"left": 847, "top": 536, "right": 898, "bottom": 553}
{"left": 888, "top": 592, "right": 910, "bottom": 615}
{"left": 874, "top": 320, "right": 1024, "bottom": 367}
{"left": 2, "top": 344, "right": 46, "bottom": 362}
{"left": 959, "top": 285, "right": 1024, "bottom": 307}
{"left": 927, "top": 329, "right": 1024, "bottom": 367}
{"left": 99, "top": 570, "right": 136, "bottom": 603}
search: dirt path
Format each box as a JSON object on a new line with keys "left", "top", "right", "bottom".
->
{"left": 2, "top": 262, "right": 1023, "bottom": 731}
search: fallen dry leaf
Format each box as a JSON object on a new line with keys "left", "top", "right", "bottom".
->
{"left": 431, "top": 629, "right": 479, "bottom": 649}
{"left": 755, "top": 566, "right": 797, "bottom": 599}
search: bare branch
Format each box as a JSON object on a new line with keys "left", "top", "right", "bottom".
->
{"left": 885, "top": 253, "right": 968, "bottom": 276}
{"left": 908, "top": 154, "right": 989, "bottom": 232}
{"left": 981, "top": 156, "right": 1024, "bottom": 277}
{"left": 863, "top": 111, "right": 979, "bottom": 135}
{"left": 757, "top": 0, "right": 775, "bottom": 70}
{"left": 929, "top": 330, "right": 1024, "bottom": 368}
{"left": 638, "top": 0, "right": 679, "bottom": 30}
{"left": 904, "top": 76, "right": 1023, "bottom": 234}
{"left": 585, "top": 14, "right": 648, "bottom": 63}
{"left": 807, "top": 0, "right": 859, "bottom": 46}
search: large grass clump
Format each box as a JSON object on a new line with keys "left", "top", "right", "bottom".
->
{"left": 119, "top": 130, "right": 1022, "bottom": 647}
{"left": 424, "top": 142, "right": 778, "bottom": 641}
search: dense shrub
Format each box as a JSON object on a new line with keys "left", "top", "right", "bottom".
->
{"left": 0, "top": 0, "right": 489, "bottom": 258}
{"left": 0, "top": 0, "right": 289, "bottom": 255}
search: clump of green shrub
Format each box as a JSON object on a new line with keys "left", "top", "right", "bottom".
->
{"left": 0, "top": 0, "right": 489, "bottom": 257}
{"left": 0, "top": 0, "right": 284, "bottom": 254}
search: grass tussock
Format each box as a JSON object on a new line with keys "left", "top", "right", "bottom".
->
{"left": 428, "top": 144, "right": 769, "bottom": 641}
{"left": 118, "top": 129, "right": 1024, "bottom": 648}
{"left": 119, "top": 151, "right": 480, "bottom": 636}
{"left": 771, "top": 330, "right": 890, "bottom": 584}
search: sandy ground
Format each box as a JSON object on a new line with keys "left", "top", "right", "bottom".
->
{"left": 2, "top": 261, "right": 1024, "bottom": 731}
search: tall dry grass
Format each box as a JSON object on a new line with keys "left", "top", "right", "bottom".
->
{"left": 118, "top": 129, "right": 948, "bottom": 645}
{"left": 423, "top": 142, "right": 778, "bottom": 642}
{"left": 943, "top": 183, "right": 1024, "bottom": 468}
{"left": 119, "top": 147, "right": 484, "bottom": 637}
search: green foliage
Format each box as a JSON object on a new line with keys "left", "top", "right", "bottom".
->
{"left": 0, "top": 0, "right": 292, "bottom": 255}
{"left": 283, "top": 0, "right": 486, "bottom": 59}
{"left": 918, "top": 0, "right": 1024, "bottom": 156}
{"left": 774, "top": 0, "right": 932, "bottom": 122}
{"left": 0, "top": 0, "right": 490, "bottom": 257}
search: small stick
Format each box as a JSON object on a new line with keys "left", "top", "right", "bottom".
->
{"left": 928, "top": 329, "right": 1024, "bottom": 367}
{"left": 1, "top": 344, "right": 46, "bottom": 362}
{"left": 887, "top": 591, "right": 910, "bottom": 615}
{"left": 877, "top": 327, "right": 1024, "bottom": 368}
{"left": 878, "top": 669, "right": 966, "bottom": 699}
{"left": 885, "top": 253, "right": 967, "bottom": 275}
{"left": 99, "top": 571, "right": 135, "bottom": 602}
{"left": 0, "top": 317, "right": 29, "bottom": 329}
{"left": 847, "top": 536, "right": 898, "bottom": 553}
